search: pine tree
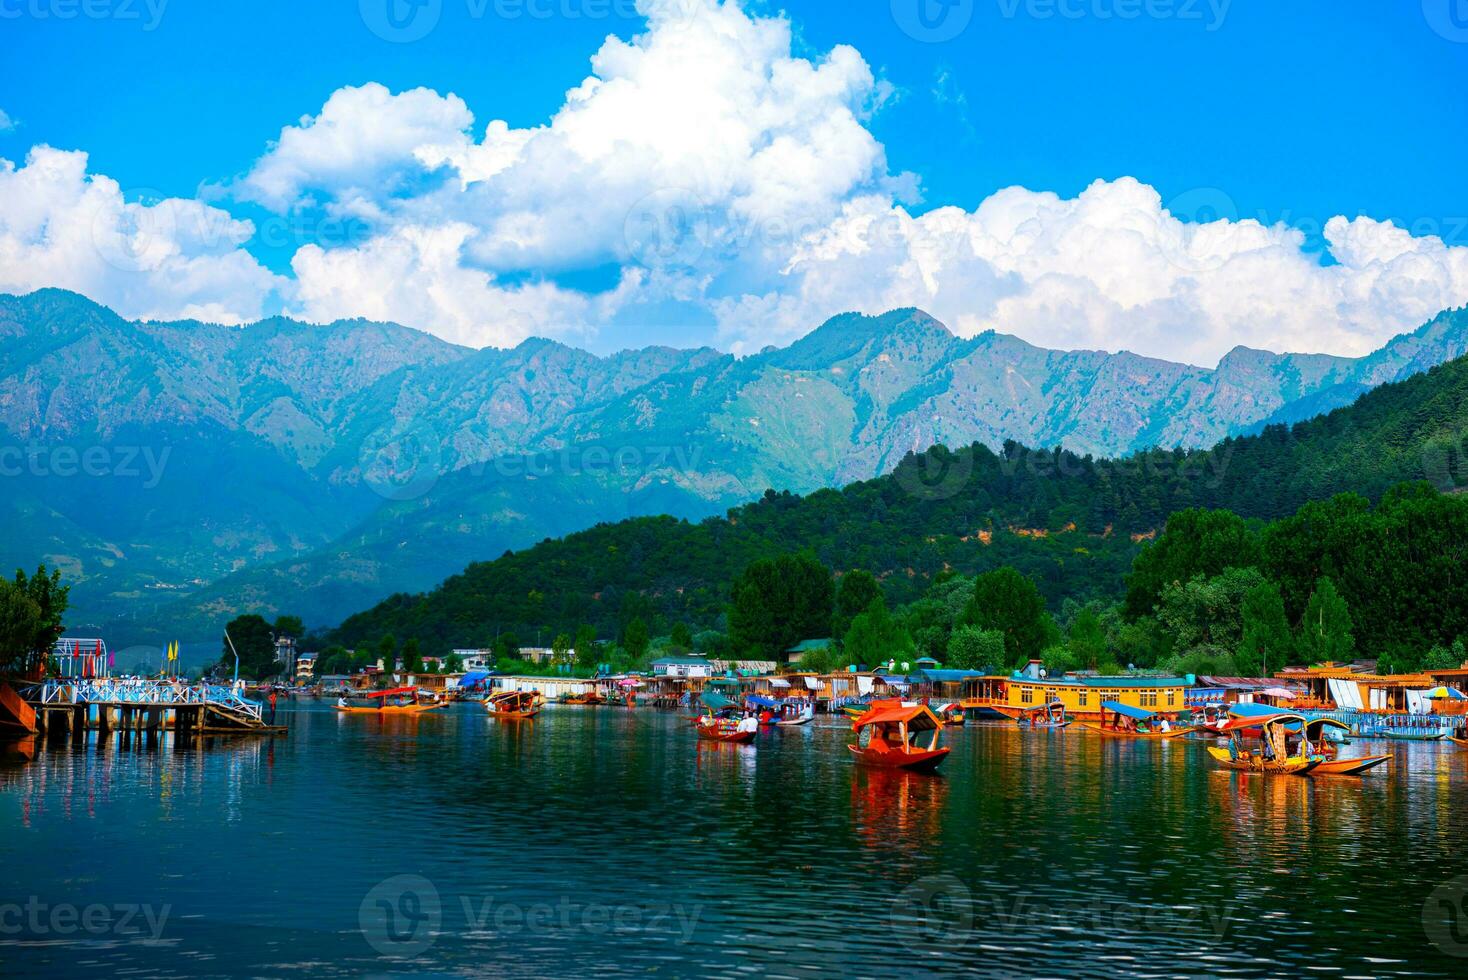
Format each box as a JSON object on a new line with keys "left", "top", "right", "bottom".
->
{"left": 1238, "top": 580, "right": 1293, "bottom": 674}
{"left": 1298, "top": 576, "right": 1355, "bottom": 665}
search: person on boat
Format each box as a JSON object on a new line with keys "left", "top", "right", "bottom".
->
{"left": 337, "top": 696, "right": 347, "bottom": 709}
{"left": 737, "top": 713, "right": 758, "bottom": 734}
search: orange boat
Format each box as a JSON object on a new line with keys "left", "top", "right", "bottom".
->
{"left": 1078, "top": 701, "right": 1193, "bottom": 739}
{"left": 485, "top": 690, "right": 543, "bottom": 720}
{"left": 335, "top": 687, "right": 445, "bottom": 714}
{"left": 848, "top": 701, "right": 950, "bottom": 773}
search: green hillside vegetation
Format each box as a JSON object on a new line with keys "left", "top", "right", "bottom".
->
{"left": 332, "top": 354, "right": 1468, "bottom": 675}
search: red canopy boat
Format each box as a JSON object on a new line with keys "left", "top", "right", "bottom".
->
{"left": 848, "top": 701, "right": 950, "bottom": 772}
{"left": 696, "top": 718, "right": 757, "bottom": 744}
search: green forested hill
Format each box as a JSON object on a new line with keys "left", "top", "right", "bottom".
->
{"left": 332, "top": 353, "right": 1468, "bottom": 655}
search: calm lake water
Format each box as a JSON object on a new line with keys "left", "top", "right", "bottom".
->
{"left": 4, "top": 702, "right": 1468, "bottom": 978}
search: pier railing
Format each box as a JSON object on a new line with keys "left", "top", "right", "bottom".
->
{"left": 1298, "top": 707, "right": 1457, "bottom": 738}
{"left": 17, "top": 679, "right": 263, "bottom": 722}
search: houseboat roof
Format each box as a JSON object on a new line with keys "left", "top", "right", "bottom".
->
{"left": 785, "top": 638, "right": 832, "bottom": 653}
{"left": 650, "top": 655, "right": 711, "bottom": 666}
{"left": 1007, "top": 672, "right": 1195, "bottom": 688}
{"left": 909, "top": 668, "right": 990, "bottom": 683}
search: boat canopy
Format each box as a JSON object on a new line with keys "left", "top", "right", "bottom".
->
{"left": 367, "top": 686, "right": 417, "bottom": 699}
{"left": 1022, "top": 700, "right": 1066, "bottom": 714}
{"left": 700, "top": 692, "right": 735, "bottom": 711}
{"left": 769, "top": 678, "right": 791, "bottom": 688}
{"left": 457, "top": 670, "right": 491, "bottom": 687}
{"left": 852, "top": 703, "right": 941, "bottom": 733}
{"left": 746, "top": 695, "right": 779, "bottom": 708}
{"left": 1220, "top": 712, "right": 1306, "bottom": 732}
{"left": 1100, "top": 700, "right": 1154, "bottom": 721}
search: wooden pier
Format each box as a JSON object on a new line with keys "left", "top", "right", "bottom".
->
{"left": 15, "top": 678, "right": 287, "bottom": 744}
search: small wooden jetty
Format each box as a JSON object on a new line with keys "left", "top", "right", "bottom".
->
{"left": 12, "top": 678, "right": 287, "bottom": 742}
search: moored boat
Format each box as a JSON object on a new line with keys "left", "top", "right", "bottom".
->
{"left": 335, "top": 687, "right": 445, "bottom": 714}
{"left": 695, "top": 692, "right": 757, "bottom": 743}
{"left": 1018, "top": 700, "right": 1069, "bottom": 730}
{"left": 1228, "top": 705, "right": 1389, "bottom": 776}
{"left": 485, "top": 690, "right": 543, "bottom": 720}
{"left": 1078, "top": 701, "right": 1193, "bottom": 739}
{"left": 1207, "top": 712, "right": 1321, "bottom": 775}
{"left": 1382, "top": 729, "right": 1446, "bottom": 742}
{"left": 848, "top": 701, "right": 950, "bottom": 773}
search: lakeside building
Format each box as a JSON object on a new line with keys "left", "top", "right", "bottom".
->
{"left": 783, "top": 638, "right": 831, "bottom": 667}
{"left": 650, "top": 655, "right": 714, "bottom": 678}
{"left": 294, "top": 652, "right": 318, "bottom": 683}
{"left": 450, "top": 650, "right": 495, "bottom": 671}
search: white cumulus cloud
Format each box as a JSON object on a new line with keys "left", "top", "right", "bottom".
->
{"left": 3, "top": 0, "right": 1468, "bottom": 363}
{"left": 0, "top": 146, "right": 282, "bottom": 324}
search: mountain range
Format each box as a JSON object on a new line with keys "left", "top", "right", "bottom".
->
{"left": 3, "top": 288, "right": 1465, "bottom": 645}
{"left": 333, "top": 346, "right": 1468, "bottom": 657}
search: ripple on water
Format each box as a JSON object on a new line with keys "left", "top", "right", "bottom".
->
{"left": 2, "top": 705, "right": 1467, "bottom": 977}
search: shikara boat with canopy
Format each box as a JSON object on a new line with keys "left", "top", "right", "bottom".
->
{"left": 1207, "top": 712, "right": 1323, "bottom": 774}
{"left": 1228, "top": 704, "right": 1389, "bottom": 775}
{"left": 848, "top": 701, "right": 950, "bottom": 773}
{"left": 484, "top": 690, "right": 543, "bottom": 720}
{"left": 1078, "top": 701, "right": 1193, "bottom": 739}
{"left": 335, "top": 687, "right": 445, "bottom": 715}
{"left": 695, "top": 692, "right": 756, "bottom": 744}
{"left": 1019, "top": 700, "right": 1069, "bottom": 730}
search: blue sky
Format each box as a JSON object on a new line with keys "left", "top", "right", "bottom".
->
{"left": 2, "top": 1, "right": 1467, "bottom": 362}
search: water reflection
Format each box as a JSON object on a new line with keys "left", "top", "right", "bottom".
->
{"left": 3, "top": 708, "right": 1468, "bottom": 977}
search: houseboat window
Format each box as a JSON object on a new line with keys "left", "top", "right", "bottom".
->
{"left": 1021, "top": 688, "right": 1034, "bottom": 704}
{"left": 1078, "top": 691, "right": 1087, "bottom": 706}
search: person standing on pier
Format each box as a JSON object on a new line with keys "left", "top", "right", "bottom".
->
{"left": 268, "top": 690, "right": 277, "bottom": 725}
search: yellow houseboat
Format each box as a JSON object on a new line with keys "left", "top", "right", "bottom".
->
{"left": 961, "top": 665, "right": 1194, "bottom": 723}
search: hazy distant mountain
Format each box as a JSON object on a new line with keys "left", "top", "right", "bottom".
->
{"left": 3, "top": 289, "right": 1464, "bottom": 643}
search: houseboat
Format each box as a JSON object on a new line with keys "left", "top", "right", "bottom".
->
{"left": 961, "top": 664, "right": 1194, "bottom": 723}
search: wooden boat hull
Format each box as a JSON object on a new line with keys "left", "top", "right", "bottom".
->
{"left": 1078, "top": 722, "right": 1195, "bottom": 739}
{"left": 1310, "top": 754, "right": 1391, "bottom": 776}
{"left": 847, "top": 744, "right": 950, "bottom": 773}
{"left": 335, "top": 703, "right": 445, "bottom": 715}
{"left": 1383, "top": 731, "right": 1445, "bottom": 742}
{"left": 697, "top": 724, "right": 756, "bottom": 744}
{"left": 1206, "top": 746, "right": 1320, "bottom": 774}
{"left": 485, "top": 709, "right": 540, "bottom": 720}
{"left": 1449, "top": 737, "right": 1468, "bottom": 747}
